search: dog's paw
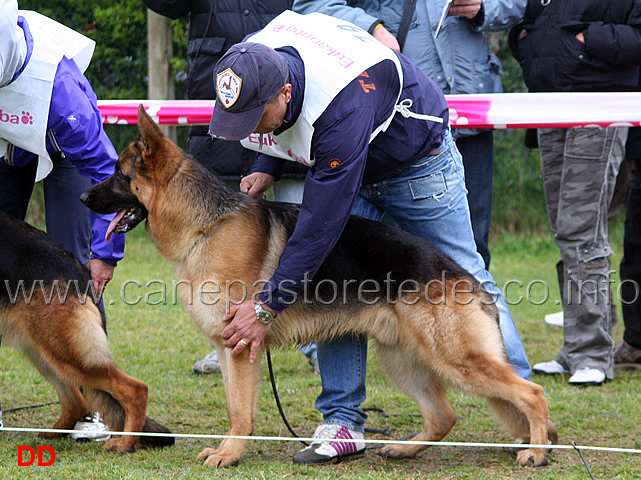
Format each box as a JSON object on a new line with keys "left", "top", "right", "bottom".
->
{"left": 197, "top": 448, "right": 240, "bottom": 468}
{"left": 196, "top": 447, "right": 218, "bottom": 462}
{"left": 516, "top": 448, "right": 548, "bottom": 467}
{"left": 378, "top": 444, "right": 419, "bottom": 460}
{"left": 103, "top": 438, "right": 136, "bottom": 453}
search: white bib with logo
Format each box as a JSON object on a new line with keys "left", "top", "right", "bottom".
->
{"left": 0, "top": 11, "right": 95, "bottom": 181}
{"left": 239, "top": 11, "right": 404, "bottom": 167}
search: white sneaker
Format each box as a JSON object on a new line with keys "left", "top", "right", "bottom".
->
{"left": 544, "top": 311, "right": 564, "bottom": 327}
{"left": 71, "top": 412, "right": 111, "bottom": 442}
{"left": 533, "top": 360, "right": 569, "bottom": 375}
{"left": 568, "top": 368, "right": 605, "bottom": 385}
{"left": 292, "top": 424, "right": 365, "bottom": 465}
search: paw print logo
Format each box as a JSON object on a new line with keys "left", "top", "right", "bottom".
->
{"left": 21, "top": 111, "right": 34, "bottom": 125}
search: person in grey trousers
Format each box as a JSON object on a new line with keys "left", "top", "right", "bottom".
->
{"left": 509, "top": 0, "right": 641, "bottom": 385}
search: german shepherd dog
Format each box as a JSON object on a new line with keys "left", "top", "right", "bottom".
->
{"left": 0, "top": 211, "right": 173, "bottom": 452}
{"left": 81, "top": 106, "right": 556, "bottom": 468}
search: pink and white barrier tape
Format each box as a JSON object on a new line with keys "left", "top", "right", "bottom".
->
{"left": 98, "top": 92, "right": 641, "bottom": 129}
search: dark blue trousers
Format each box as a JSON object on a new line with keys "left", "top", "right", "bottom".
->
{"left": 457, "top": 130, "right": 494, "bottom": 269}
{"left": 0, "top": 155, "right": 92, "bottom": 264}
{"left": 620, "top": 127, "right": 641, "bottom": 349}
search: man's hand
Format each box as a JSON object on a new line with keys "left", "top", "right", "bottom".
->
{"left": 372, "top": 25, "right": 401, "bottom": 52}
{"left": 449, "top": 0, "right": 482, "bottom": 20}
{"left": 222, "top": 300, "right": 273, "bottom": 363}
{"left": 87, "top": 258, "right": 114, "bottom": 297}
{"left": 240, "top": 172, "right": 275, "bottom": 198}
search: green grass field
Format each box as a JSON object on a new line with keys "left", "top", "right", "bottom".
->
{"left": 1, "top": 221, "right": 640, "bottom": 479}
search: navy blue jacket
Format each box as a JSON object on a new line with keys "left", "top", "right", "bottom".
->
{"left": 509, "top": 0, "right": 641, "bottom": 92}
{"left": 254, "top": 47, "right": 448, "bottom": 311}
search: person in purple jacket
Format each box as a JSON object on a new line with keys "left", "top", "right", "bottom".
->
{"left": 208, "top": 11, "right": 532, "bottom": 465}
{"left": 0, "top": 5, "right": 124, "bottom": 298}
{"left": 0, "top": 2, "right": 122, "bottom": 441}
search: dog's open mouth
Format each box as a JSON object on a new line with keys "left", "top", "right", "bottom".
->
{"left": 105, "top": 207, "right": 147, "bottom": 242}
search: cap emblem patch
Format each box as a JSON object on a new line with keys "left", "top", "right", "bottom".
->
{"left": 216, "top": 68, "right": 242, "bottom": 109}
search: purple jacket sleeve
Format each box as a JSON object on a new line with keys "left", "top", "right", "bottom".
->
{"left": 48, "top": 57, "right": 124, "bottom": 265}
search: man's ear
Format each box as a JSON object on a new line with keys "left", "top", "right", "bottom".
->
{"left": 282, "top": 83, "right": 292, "bottom": 103}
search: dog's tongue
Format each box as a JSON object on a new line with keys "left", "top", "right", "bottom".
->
{"left": 105, "top": 209, "right": 127, "bottom": 243}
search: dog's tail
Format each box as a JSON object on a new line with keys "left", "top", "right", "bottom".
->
{"left": 139, "top": 416, "right": 175, "bottom": 447}
{"left": 84, "top": 388, "right": 175, "bottom": 447}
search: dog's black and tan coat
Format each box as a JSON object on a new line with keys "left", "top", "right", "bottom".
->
{"left": 0, "top": 211, "right": 173, "bottom": 452}
{"left": 82, "top": 105, "right": 556, "bottom": 468}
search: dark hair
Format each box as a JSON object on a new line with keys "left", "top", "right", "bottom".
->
{"left": 266, "top": 74, "right": 290, "bottom": 105}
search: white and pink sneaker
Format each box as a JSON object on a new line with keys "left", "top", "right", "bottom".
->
{"left": 293, "top": 424, "right": 365, "bottom": 465}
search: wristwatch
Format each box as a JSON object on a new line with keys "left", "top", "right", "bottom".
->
{"left": 254, "top": 301, "right": 275, "bottom": 325}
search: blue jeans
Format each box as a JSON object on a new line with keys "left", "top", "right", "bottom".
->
{"left": 315, "top": 130, "right": 532, "bottom": 431}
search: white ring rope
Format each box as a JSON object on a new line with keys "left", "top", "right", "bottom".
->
{"left": 1, "top": 426, "right": 640, "bottom": 455}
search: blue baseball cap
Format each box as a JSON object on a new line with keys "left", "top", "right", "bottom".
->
{"left": 208, "top": 42, "right": 289, "bottom": 141}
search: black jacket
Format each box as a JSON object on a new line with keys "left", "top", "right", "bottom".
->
{"left": 142, "top": 0, "right": 307, "bottom": 180}
{"left": 509, "top": 0, "right": 641, "bottom": 92}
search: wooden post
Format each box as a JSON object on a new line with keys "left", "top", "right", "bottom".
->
{"left": 146, "top": 9, "right": 176, "bottom": 141}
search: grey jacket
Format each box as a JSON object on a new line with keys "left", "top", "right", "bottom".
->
{"left": 293, "top": 0, "right": 526, "bottom": 135}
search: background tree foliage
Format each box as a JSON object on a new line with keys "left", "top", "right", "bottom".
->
{"left": 21, "top": 0, "right": 152, "bottom": 99}
{"left": 18, "top": 1, "right": 549, "bottom": 234}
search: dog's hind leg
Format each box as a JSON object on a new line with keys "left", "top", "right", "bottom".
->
{"left": 444, "top": 355, "right": 551, "bottom": 467}
{"left": 486, "top": 394, "right": 557, "bottom": 466}
{"left": 75, "top": 366, "right": 174, "bottom": 451}
{"left": 375, "top": 344, "right": 458, "bottom": 459}
{"left": 29, "top": 300, "right": 151, "bottom": 452}
{"left": 196, "top": 342, "right": 262, "bottom": 468}
{"left": 487, "top": 398, "right": 558, "bottom": 447}
{"left": 396, "top": 300, "right": 552, "bottom": 466}
{"left": 81, "top": 367, "right": 150, "bottom": 453}
{"left": 25, "top": 360, "right": 89, "bottom": 438}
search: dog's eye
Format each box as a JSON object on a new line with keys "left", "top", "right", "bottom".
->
{"left": 113, "top": 169, "right": 131, "bottom": 187}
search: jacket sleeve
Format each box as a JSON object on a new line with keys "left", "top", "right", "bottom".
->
{"left": 583, "top": 23, "right": 641, "bottom": 66}
{"left": 49, "top": 58, "right": 125, "bottom": 266}
{"left": 258, "top": 107, "right": 375, "bottom": 312}
{"left": 292, "top": 0, "right": 382, "bottom": 34}
{"left": 477, "top": 0, "right": 526, "bottom": 32}
{"left": 140, "top": 0, "right": 191, "bottom": 19}
{"left": 251, "top": 152, "right": 286, "bottom": 181}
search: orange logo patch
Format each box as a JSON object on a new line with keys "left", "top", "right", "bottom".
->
{"left": 358, "top": 79, "right": 376, "bottom": 93}
{"left": 329, "top": 158, "right": 341, "bottom": 168}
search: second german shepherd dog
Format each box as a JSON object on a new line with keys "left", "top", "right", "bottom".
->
{"left": 0, "top": 211, "right": 173, "bottom": 452}
{"left": 81, "top": 106, "right": 556, "bottom": 468}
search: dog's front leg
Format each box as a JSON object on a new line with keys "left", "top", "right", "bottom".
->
{"left": 196, "top": 345, "right": 261, "bottom": 468}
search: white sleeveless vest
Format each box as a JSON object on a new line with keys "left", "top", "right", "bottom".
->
{"left": 0, "top": 11, "right": 95, "bottom": 181}
{"left": 239, "top": 11, "right": 407, "bottom": 167}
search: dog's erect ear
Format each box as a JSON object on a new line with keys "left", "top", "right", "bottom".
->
{"left": 137, "top": 104, "right": 165, "bottom": 152}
